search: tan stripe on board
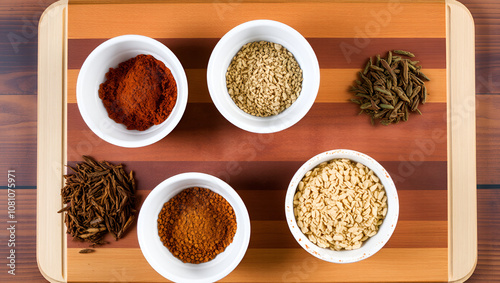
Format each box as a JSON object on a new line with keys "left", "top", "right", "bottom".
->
{"left": 67, "top": 68, "right": 446, "bottom": 103}
{"left": 66, "top": 219, "right": 446, "bottom": 249}
{"left": 68, "top": 3, "right": 445, "bottom": 39}
{"left": 67, "top": 248, "right": 447, "bottom": 282}
{"left": 64, "top": 189, "right": 446, "bottom": 243}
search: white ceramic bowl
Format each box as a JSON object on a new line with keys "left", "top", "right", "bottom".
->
{"left": 138, "top": 172, "right": 251, "bottom": 283}
{"left": 285, "top": 149, "right": 399, "bottom": 263}
{"left": 77, "top": 35, "right": 188, "bottom": 148}
{"left": 207, "top": 20, "right": 320, "bottom": 134}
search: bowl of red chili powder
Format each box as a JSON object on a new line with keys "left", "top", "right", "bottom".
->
{"left": 77, "top": 35, "right": 188, "bottom": 147}
{"left": 137, "top": 172, "right": 251, "bottom": 283}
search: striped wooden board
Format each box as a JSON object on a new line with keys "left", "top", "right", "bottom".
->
{"left": 37, "top": 0, "right": 477, "bottom": 282}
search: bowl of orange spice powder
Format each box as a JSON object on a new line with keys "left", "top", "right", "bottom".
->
{"left": 77, "top": 35, "right": 188, "bottom": 148}
{"left": 137, "top": 172, "right": 251, "bottom": 282}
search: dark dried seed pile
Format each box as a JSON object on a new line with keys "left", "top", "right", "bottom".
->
{"left": 350, "top": 50, "right": 430, "bottom": 125}
{"left": 58, "top": 156, "right": 136, "bottom": 246}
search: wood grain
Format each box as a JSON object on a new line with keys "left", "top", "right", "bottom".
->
{"left": 476, "top": 95, "right": 500, "bottom": 185}
{"left": 0, "top": 95, "right": 37, "bottom": 186}
{"left": 0, "top": 95, "right": 37, "bottom": 142}
{"left": 0, "top": 71, "right": 37, "bottom": 95}
{"left": 67, "top": 3, "right": 446, "bottom": 39}
{"left": 0, "top": 42, "right": 39, "bottom": 73}
{"left": 461, "top": 0, "right": 500, "bottom": 95}
{"left": 0, "top": 189, "right": 45, "bottom": 282}
{"left": 0, "top": 1, "right": 58, "bottom": 282}
{"left": 0, "top": 143, "right": 37, "bottom": 187}
{"left": 0, "top": 0, "right": 58, "bottom": 75}
{"left": 469, "top": 189, "right": 500, "bottom": 282}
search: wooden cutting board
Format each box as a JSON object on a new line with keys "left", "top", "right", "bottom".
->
{"left": 37, "top": 0, "right": 476, "bottom": 282}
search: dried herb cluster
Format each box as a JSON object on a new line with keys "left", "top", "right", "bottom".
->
{"left": 58, "top": 156, "right": 136, "bottom": 246}
{"left": 350, "top": 50, "right": 430, "bottom": 125}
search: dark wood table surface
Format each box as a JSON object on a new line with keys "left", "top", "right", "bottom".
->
{"left": 0, "top": 0, "right": 498, "bottom": 282}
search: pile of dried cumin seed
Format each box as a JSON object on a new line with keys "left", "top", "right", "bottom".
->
{"left": 350, "top": 50, "right": 430, "bottom": 125}
{"left": 226, "top": 41, "right": 303, "bottom": 117}
{"left": 58, "top": 156, "right": 136, "bottom": 246}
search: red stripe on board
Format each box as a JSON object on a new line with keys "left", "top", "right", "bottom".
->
{"left": 66, "top": 160, "right": 447, "bottom": 191}
{"left": 67, "top": 103, "right": 448, "bottom": 162}
{"left": 68, "top": 38, "right": 446, "bottom": 70}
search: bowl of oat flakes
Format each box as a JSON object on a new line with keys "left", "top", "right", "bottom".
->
{"left": 207, "top": 20, "right": 320, "bottom": 133}
{"left": 285, "top": 149, "right": 399, "bottom": 263}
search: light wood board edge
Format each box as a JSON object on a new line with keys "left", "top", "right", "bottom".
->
{"left": 36, "top": 0, "right": 68, "bottom": 282}
{"left": 36, "top": 1, "right": 475, "bottom": 282}
{"left": 68, "top": 0, "right": 445, "bottom": 4}
{"left": 446, "top": 0, "right": 478, "bottom": 282}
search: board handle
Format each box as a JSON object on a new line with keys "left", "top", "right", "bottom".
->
{"left": 37, "top": 0, "right": 68, "bottom": 282}
{"left": 446, "top": 1, "right": 477, "bottom": 282}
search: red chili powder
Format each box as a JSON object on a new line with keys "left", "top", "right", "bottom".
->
{"left": 98, "top": 54, "right": 177, "bottom": 131}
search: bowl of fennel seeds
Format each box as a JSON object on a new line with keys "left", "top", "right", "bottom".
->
{"left": 350, "top": 50, "right": 430, "bottom": 125}
{"left": 207, "top": 20, "right": 320, "bottom": 134}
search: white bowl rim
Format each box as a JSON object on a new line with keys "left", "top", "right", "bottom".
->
{"left": 207, "top": 19, "right": 320, "bottom": 134}
{"left": 285, "top": 149, "right": 399, "bottom": 263}
{"left": 76, "top": 34, "right": 188, "bottom": 148}
{"left": 137, "top": 172, "right": 251, "bottom": 282}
